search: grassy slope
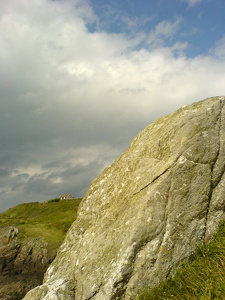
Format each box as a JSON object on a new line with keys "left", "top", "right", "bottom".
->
{"left": 0, "top": 198, "right": 82, "bottom": 249}
{"left": 2, "top": 199, "right": 225, "bottom": 299}
{"left": 138, "top": 222, "right": 225, "bottom": 300}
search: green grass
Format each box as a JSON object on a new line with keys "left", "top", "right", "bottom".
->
{"left": 3, "top": 198, "right": 225, "bottom": 299}
{"left": 0, "top": 198, "right": 82, "bottom": 249}
{"left": 138, "top": 223, "right": 225, "bottom": 300}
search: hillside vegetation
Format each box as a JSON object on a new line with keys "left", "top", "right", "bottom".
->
{"left": 138, "top": 221, "right": 225, "bottom": 300}
{"left": 0, "top": 198, "right": 82, "bottom": 249}
{"left": 1, "top": 199, "right": 225, "bottom": 299}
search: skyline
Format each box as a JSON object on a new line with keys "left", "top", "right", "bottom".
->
{"left": 0, "top": 0, "right": 225, "bottom": 212}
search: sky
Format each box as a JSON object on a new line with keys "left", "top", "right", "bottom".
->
{"left": 0, "top": 0, "right": 225, "bottom": 212}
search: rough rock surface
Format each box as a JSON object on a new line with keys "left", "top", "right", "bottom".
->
{"left": 0, "top": 227, "right": 56, "bottom": 300}
{"left": 23, "top": 96, "right": 225, "bottom": 300}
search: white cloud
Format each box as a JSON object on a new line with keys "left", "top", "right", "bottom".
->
{"left": 0, "top": 0, "right": 225, "bottom": 211}
{"left": 147, "top": 18, "right": 182, "bottom": 48}
{"left": 211, "top": 35, "right": 225, "bottom": 58}
{"left": 185, "top": 0, "right": 203, "bottom": 6}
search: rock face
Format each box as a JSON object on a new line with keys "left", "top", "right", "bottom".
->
{"left": 23, "top": 96, "right": 225, "bottom": 300}
{"left": 0, "top": 227, "right": 56, "bottom": 300}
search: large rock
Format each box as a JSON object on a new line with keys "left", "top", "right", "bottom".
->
{"left": 23, "top": 96, "right": 225, "bottom": 300}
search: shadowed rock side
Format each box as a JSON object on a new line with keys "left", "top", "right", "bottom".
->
{"left": 23, "top": 96, "right": 225, "bottom": 300}
{"left": 0, "top": 227, "right": 56, "bottom": 300}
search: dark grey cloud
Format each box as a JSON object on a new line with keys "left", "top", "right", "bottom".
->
{"left": 0, "top": 0, "right": 225, "bottom": 212}
{"left": 0, "top": 168, "right": 10, "bottom": 177}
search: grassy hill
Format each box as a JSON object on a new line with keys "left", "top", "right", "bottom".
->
{"left": 138, "top": 221, "right": 225, "bottom": 300}
{"left": 0, "top": 198, "right": 82, "bottom": 249}
{"left": 2, "top": 198, "right": 225, "bottom": 299}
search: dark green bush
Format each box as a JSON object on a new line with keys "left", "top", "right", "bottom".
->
{"left": 47, "top": 198, "right": 60, "bottom": 203}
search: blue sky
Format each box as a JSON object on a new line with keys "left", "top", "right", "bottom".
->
{"left": 89, "top": 0, "right": 225, "bottom": 56}
{"left": 0, "top": 0, "right": 225, "bottom": 212}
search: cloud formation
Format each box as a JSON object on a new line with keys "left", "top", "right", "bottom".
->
{"left": 185, "top": 0, "right": 203, "bottom": 6}
{"left": 147, "top": 18, "right": 182, "bottom": 48}
{"left": 0, "top": 0, "right": 225, "bottom": 212}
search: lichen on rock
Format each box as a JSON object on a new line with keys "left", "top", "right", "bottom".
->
{"left": 23, "top": 96, "right": 225, "bottom": 300}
